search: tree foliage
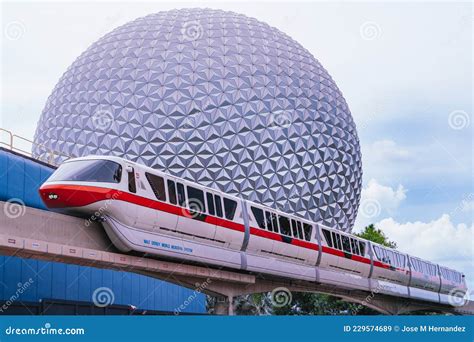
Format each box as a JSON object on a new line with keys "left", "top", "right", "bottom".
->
{"left": 355, "top": 224, "right": 397, "bottom": 248}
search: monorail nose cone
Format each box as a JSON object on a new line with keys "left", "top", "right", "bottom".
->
{"left": 39, "top": 185, "right": 65, "bottom": 208}
{"left": 39, "top": 183, "right": 116, "bottom": 209}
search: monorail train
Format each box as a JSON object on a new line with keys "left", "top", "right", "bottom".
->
{"left": 39, "top": 156, "right": 467, "bottom": 305}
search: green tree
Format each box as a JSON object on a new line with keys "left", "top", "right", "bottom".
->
{"left": 234, "top": 293, "right": 272, "bottom": 315}
{"left": 355, "top": 224, "right": 397, "bottom": 248}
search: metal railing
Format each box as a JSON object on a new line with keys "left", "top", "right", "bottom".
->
{"left": 0, "top": 128, "right": 71, "bottom": 166}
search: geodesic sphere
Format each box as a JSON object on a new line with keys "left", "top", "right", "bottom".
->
{"left": 33, "top": 8, "right": 362, "bottom": 231}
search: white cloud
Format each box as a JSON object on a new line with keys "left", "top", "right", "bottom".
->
{"left": 461, "top": 200, "right": 474, "bottom": 212}
{"left": 362, "top": 178, "right": 407, "bottom": 210}
{"left": 376, "top": 214, "right": 473, "bottom": 289}
{"left": 355, "top": 179, "right": 407, "bottom": 230}
{"left": 366, "top": 140, "right": 412, "bottom": 163}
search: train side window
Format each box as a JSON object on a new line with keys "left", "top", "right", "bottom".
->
{"left": 351, "top": 238, "right": 360, "bottom": 255}
{"left": 145, "top": 173, "right": 166, "bottom": 201}
{"left": 385, "top": 250, "right": 393, "bottom": 265}
{"left": 251, "top": 207, "right": 266, "bottom": 229}
{"left": 279, "top": 215, "right": 291, "bottom": 236}
{"left": 303, "top": 223, "right": 312, "bottom": 241}
{"left": 359, "top": 241, "right": 366, "bottom": 255}
{"left": 271, "top": 212, "right": 279, "bottom": 233}
{"left": 341, "top": 235, "right": 351, "bottom": 253}
{"left": 349, "top": 238, "right": 356, "bottom": 255}
{"left": 297, "top": 221, "right": 303, "bottom": 240}
{"left": 291, "top": 219, "right": 298, "bottom": 238}
{"left": 399, "top": 254, "right": 406, "bottom": 267}
{"left": 440, "top": 268, "right": 446, "bottom": 279}
{"left": 177, "top": 183, "right": 186, "bottom": 207}
{"left": 388, "top": 251, "right": 394, "bottom": 265}
{"left": 423, "top": 262, "right": 428, "bottom": 275}
{"left": 411, "top": 259, "right": 418, "bottom": 272}
{"left": 428, "top": 264, "right": 433, "bottom": 276}
{"left": 322, "top": 229, "right": 333, "bottom": 247}
{"left": 187, "top": 186, "right": 206, "bottom": 213}
{"left": 223, "top": 198, "right": 237, "bottom": 220}
{"left": 373, "top": 245, "right": 382, "bottom": 260}
{"left": 415, "top": 259, "right": 421, "bottom": 272}
{"left": 332, "top": 232, "right": 341, "bottom": 250}
{"left": 398, "top": 254, "right": 404, "bottom": 268}
{"left": 206, "top": 193, "right": 215, "bottom": 216}
{"left": 331, "top": 232, "right": 337, "bottom": 249}
{"left": 265, "top": 211, "right": 274, "bottom": 231}
{"left": 127, "top": 167, "right": 136, "bottom": 193}
{"left": 393, "top": 252, "right": 398, "bottom": 266}
{"left": 214, "top": 195, "right": 223, "bottom": 218}
{"left": 385, "top": 250, "right": 391, "bottom": 264}
{"left": 167, "top": 180, "right": 177, "bottom": 204}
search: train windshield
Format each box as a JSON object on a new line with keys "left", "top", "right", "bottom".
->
{"left": 48, "top": 159, "right": 122, "bottom": 183}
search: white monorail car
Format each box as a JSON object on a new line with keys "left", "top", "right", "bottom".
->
{"left": 39, "top": 156, "right": 467, "bottom": 305}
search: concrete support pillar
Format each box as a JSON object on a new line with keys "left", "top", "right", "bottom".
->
{"left": 214, "top": 295, "right": 235, "bottom": 315}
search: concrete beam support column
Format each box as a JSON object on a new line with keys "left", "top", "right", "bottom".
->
{"left": 214, "top": 296, "right": 235, "bottom": 315}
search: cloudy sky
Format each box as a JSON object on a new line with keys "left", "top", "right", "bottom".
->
{"left": 1, "top": 1, "right": 472, "bottom": 288}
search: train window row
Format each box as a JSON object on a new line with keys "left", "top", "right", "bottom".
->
{"left": 373, "top": 246, "right": 405, "bottom": 268}
{"left": 410, "top": 258, "right": 437, "bottom": 276}
{"left": 440, "top": 268, "right": 462, "bottom": 283}
{"left": 145, "top": 172, "right": 237, "bottom": 220}
{"left": 251, "top": 206, "right": 312, "bottom": 241}
{"left": 322, "top": 229, "right": 366, "bottom": 256}
{"left": 145, "top": 173, "right": 166, "bottom": 201}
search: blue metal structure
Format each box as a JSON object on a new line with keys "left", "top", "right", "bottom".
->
{"left": 0, "top": 148, "right": 52, "bottom": 210}
{"left": 0, "top": 148, "right": 206, "bottom": 314}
